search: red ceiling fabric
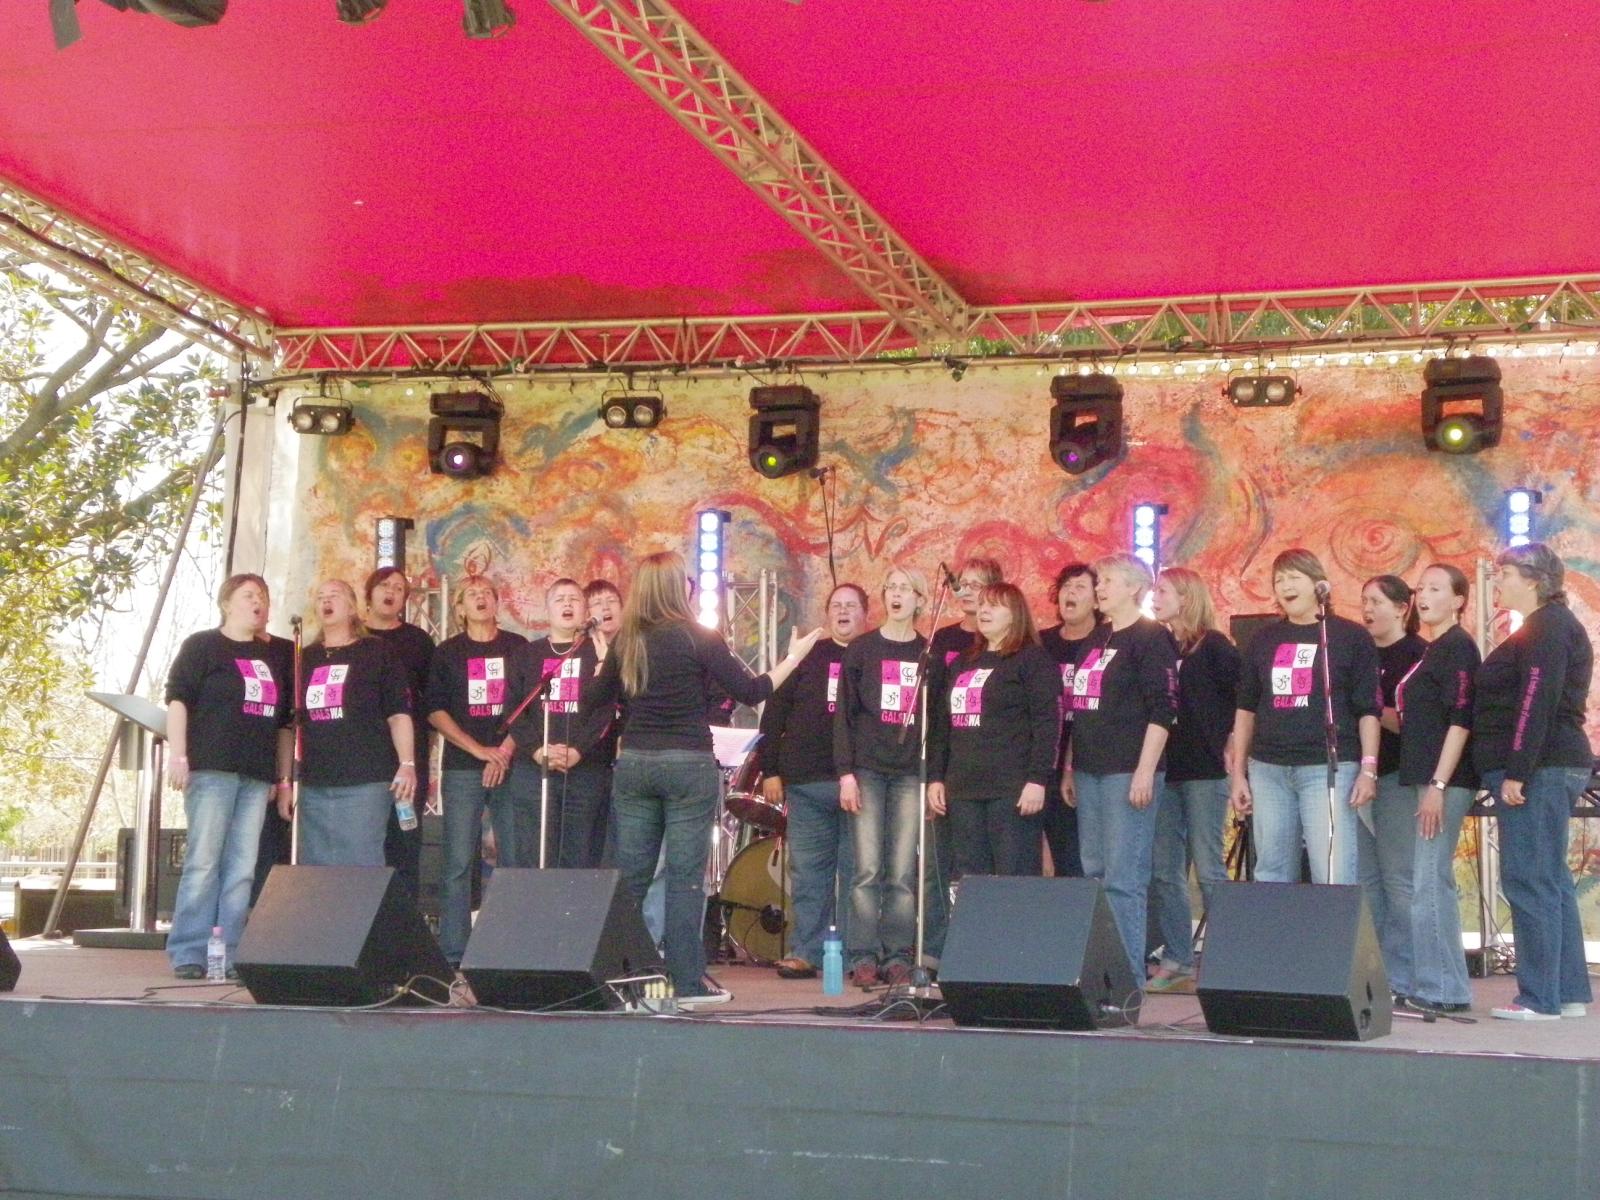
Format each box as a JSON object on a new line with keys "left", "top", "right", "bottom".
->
{"left": 1, "top": 1, "right": 1596, "bottom": 330}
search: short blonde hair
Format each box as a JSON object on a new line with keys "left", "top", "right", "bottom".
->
{"left": 1093, "top": 551, "right": 1153, "bottom": 599}
{"left": 882, "top": 566, "right": 930, "bottom": 616}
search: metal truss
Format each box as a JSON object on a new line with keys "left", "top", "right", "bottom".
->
{"left": 0, "top": 179, "right": 273, "bottom": 362}
{"left": 274, "top": 274, "right": 1600, "bottom": 373}
{"left": 547, "top": 0, "right": 969, "bottom": 342}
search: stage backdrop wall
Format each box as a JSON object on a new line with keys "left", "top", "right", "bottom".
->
{"left": 276, "top": 355, "right": 1600, "bottom": 927}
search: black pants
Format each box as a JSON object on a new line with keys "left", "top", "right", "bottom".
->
{"left": 555, "top": 763, "right": 615, "bottom": 868}
{"left": 383, "top": 760, "right": 426, "bottom": 899}
{"left": 949, "top": 795, "right": 1044, "bottom": 876}
{"left": 1041, "top": 785, "right": 1082, "bottom": 877}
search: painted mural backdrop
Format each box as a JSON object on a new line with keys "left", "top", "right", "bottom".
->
{"left": 290, "top": 356, "right": 1600, "bottom": 932}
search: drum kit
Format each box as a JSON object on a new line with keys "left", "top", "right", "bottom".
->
{"left": 707, "top": 751, "right": 794, "bottom": 965}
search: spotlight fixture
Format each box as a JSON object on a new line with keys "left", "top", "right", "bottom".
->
{"left": 287, "top": 402, "right": 353, "bottom": 436}
{"left": 693, "top": 509, "right": 730, "bottom": 630}
{"left": 945, "top": 357, "right": 968, "bottom": 382}
{"left": 1504, "top": 488, "right": 1540, "bottom": 548}
{"left": 1421, "top": 355, "right": 1502, "bottom": 455}
{"left": 1048, "top": 374, "right": 1123, "bottom": 476}
{"left": 428, "top": 390, "right": 503, "bottom": 478}
{"left": 599, "top": 390, "right": 665, "bottom": 430}
{"left": 1224, "top": 374, "right": 1299, "bottom": 408}
{"left": 748, "top": 385, "right": 820, "bottom": 479}
{"left": 463, "top": 0, "right": 514, "bottom": 37}
{"left": 336, "top": 0, "right": 386, "bottom": 21}
{"left": 96, "top": 0, "right": 228, "bottom": 27}
{"left": 374, "top": 516, "right": 413, "bottom": 571}
{"left": 1131, "top": 502, "right": 1167, "bottom": 573}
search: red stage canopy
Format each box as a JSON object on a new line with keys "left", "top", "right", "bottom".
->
{"left": 1, "top": 2, "right": 1597, "bottom": 330}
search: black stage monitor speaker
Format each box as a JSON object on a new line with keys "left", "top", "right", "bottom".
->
{"left": 0, "top": 926, "right": 19, "bottom": 992}
{"left": 235, "top": 866, "right": 451, "bottom": 1006}
{"left": 939, "top": 876, "right": 1140, "bottom": 1030}
{"left": 1198, "top": 881, "right": 1391, "bottom": 1041}
{"left": 461, "top": 868, "right": 662, "bottom": 1011}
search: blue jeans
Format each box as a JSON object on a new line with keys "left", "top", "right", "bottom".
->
{"left": 298, "top": 782, "right": 391, "bottom": 868}
{"left": 167, "top": 771, "right": 271, "bottom": 968}
{"left": 1357, "top": 772, "right": 1417, "bottom": 995}
{"left": 1248, "top": 759, "right": 1360, "bottom": 884}
{"left": 1485, "top": 767, "right": 1594, "bottom": 1015}
{"left": 785, "top": 780, "right": 855, "bottom": 966}
{"left": 1148, "top": 776, "right": 1229, "bottom": 970}
{"left": 439, "top": 763, "right": 539, "bottom": 962}
{"left": 556, "top": 764, "right": 614, "bottom": 869}
{"left": 613, "top": 749, "right": 720, "bottom": 994}
{"left": 847, "top": 769, "right": 920, "bottom": 968}
{"left": 1076, "top": 771, "right": 1161, "bottom": 979}
{"left": 1410, "top": 783, "right": 1475, "bottom": 1007}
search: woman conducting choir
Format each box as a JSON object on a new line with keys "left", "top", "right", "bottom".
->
{"left": 1229, "top": 549, "right": 1380, "bottom": 885}
{"left": 575, "top": 550, "right": 821, "bottom": 1006}
{"left": 927, "top": 583, "right": 1060, "bottom": 876}
{"left": 1358, "top": 575, "right": 1426, "bottom": 1003}
{"left": 1474, "top": 543, "right": 1594, "bottom": 1021}
{"left": 163, "top": 574, "right": 293, "bottom": 979}
{"left": 1068, "top": 552, "right": 1178, "bottom": 981}
{"left": 1395, "top": 564, "right": 1480, "bottom": 1012}
{"left": 1145, "top": 567, "right": 1239, "bottom": 991}
{"left": 285, "top": 579, "right": 415, "bottom": 867}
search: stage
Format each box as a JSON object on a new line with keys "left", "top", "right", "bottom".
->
{"left": 1, "top": 941, "right": 1596, "bottom": 1199}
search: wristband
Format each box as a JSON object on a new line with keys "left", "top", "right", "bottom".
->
{"left": 1359, "top": 755, "right": 1377, "bottom": 765}
{"left": 399, "top": 760, "right": 415, "bottom": 767}
{"left": 1360, "top": 769, "right": 1378, "bottom": 781}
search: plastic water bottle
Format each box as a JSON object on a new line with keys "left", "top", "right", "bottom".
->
{"left": 206, "top": 926, "right": 226, "bottom": 982}
{"left": 822, "top": 926, "right": 844, "bottom": 996}
{"left": 394, "top": 796, "right": 418, "bottom": 832}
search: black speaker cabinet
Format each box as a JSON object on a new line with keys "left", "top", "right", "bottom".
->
{"left": 461, "top": 868, "right": 662, "bottom": 1011}
{"left": 1198, "top": 881, "right": 1391, "bottom": 1041}
{"left": 939, "top": 876, "right": 1140, "bottom": 1030}
{"left": 0, "top": 926, "right": 19, "bottom": 992}
{"left": 235, "top": 866, "right": 452, "bottom": 1006}
{"left": 114, "top": 826, "right": 185, "bottom": 922}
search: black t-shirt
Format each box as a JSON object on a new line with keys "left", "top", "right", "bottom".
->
{"left": 833, "top": 629, "right": 929, "bottom": 777}
{"left": 1165, "top": 629, "right": 1241, "bottom": 784}
{"left": 508, "top": 635, "right": 610, "bottom": 765}
{"left": 164, "top": 629, "right": 293, "bottom": 783}
{"left": 1237, "top": 616, "right": 1381, "bottom": 766}
{"left": 758, "top": 638, "right": 849, "bottom": 785}
{"left": 1041, "top": 622, "right": 1100, "bottom": 765}
{"left": 577, "top": 620, "right": 771, "bottom": 754}
{"left": 1376, "top": 634, "right": 1427, "bottom": 777}
{"left": 299, "top": 637, "right": 410, "bottom": 786}
{"left": 370, "top": 621, "right": 434, "bottom": 719}
{"left": 1396, "top": 624, "right": 1480, "bottom": 789}
{"left": 1473, "top": 602, "right": 1595, "bottom": 782}
{"left": 929, "top": 643, "right": 1061, "bottom": 800}
{"left": 426, "top": 630, "right": 529, "bottom": 772}
{"left": 1069, "top": 618, "right": 1179, "bottom": 776}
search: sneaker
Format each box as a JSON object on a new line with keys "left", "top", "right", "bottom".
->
{"left": 881, "top": 960, "right": 914, "bottom": 988}
{"left": 173, "top": 964, "right": 205, "bottom": 980}
{"left": 1561, "top": 1002, "right": 1588, "bottom": 1018}
{"left": 774, "top": 957, "right": 817, "bottom": 980}
{"left": 1408, "top": 998, "right": 1470, "bottom": 1014}
{"left": 1145, "top": 966, "right": 1195, "bottom": 993}
{"left": 851, "top": 960, "right": 880, "bottom": 990}
{"left": 1491, "top": 1003, "right": 1560, "bottom": 1021}
{"left": 678, "top": 979, "right": 732, "bottom": 1009}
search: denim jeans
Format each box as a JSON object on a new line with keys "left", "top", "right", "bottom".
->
{"left": 924, "top": 813, "right": 954, "bottom": 960}
{"left": 167, "top": 771, "right": 271, "bottom": 968}
{"left": 1076, "top": 770, "right": 1161, "bottom": 979}
{"left": 383, "top": 758, "right": 427, "bottom": 900}
{"left": 1148, "top": 776, "right": 1229, "bottom": 970}
{"left": 642, "top": 843, "right": 668, "bottom": 945}
{"left": 948, "top": 796, "right": 1043, "bottom": 877}
{"left": 1410, "top": 783, "right": 1475, "bottom": 1007}
{"left": 555, "top": 764, "right": 614, "bottom": 869}
{"left": 847, "top": 769, "right": 920, "bottom": 968}
{"left": 784, "top": 780, "right": 855, "bottom": 965}
{"left": 1485, "top": 767, "right": 1594, "bottom": 1015}
{"left": 1248, "top": 759, "right": 1360, "bottom": 884}
{"left": 439, "top": 763, "right": 539, "bottom": 962}
{"left": 297, "top": 782, "right": 392, "bottom": 868}
{"left": 612, "top": 749, "right": 721, "bottom": 994}
{"left": 1356, "top": 771, "right": 1417, "bottom": 995}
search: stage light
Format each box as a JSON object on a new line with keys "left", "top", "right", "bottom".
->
{"left": 1048, "top": 374, "right": 1124, "bottom": 476}
{"left": 694, "top": 509, "right": 730, "bottom": 629}
{"left": 94, "top": 0, "right": 227, "bottom": 27}
{"left": 1421, "top": 355, "right": 1501, "bottom": 455}
{"left": 463, "top": 0, "right": 514, "bottom": 37}
{"left": 1505, "top": 488, "right": 1539, "bottom": 548}
{"left": 599, "top": 391, "right": 665, "bottom": 430}
{"left": 748, "top": 385, "right": 820, "bottom": 479}
{"left": 1225, "top": 374, "right": 1299, "bottom": 407}
{"left": 287, "top": 403, "right": 353, "bottom": 436}
{"left": 336, "top": 0, "right": 386, "bottom": 20}
{"left": 946, "top": 358, "right": 968, "bottom": 382}
{"left": 374, "top": 516, "right": 413, "bottom": 571}
{"left": 428, "top": 390, "right": 502, "bottom": 478}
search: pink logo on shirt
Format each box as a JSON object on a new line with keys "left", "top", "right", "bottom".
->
{"left": 826, "top": 661, "right": 842, "bottom": 713}
{"left": 880, "top": 660, "right": 920, "bottom": 726}
{"left": 950, "top": 668, "right": 992, "bottom": 728}
{"left": 467, "top": 656, "right": 508, "bottom": 717}
{"left": 1071, "top": 648, "right": 1118, "bottom": 712}
{"left": 541, "top": 656, "right": 582, "bottom": 714}
{"left": 235, "top": 659, "right": 278, "bottom": 717}
{"left": 1058, "top": 661, "right": 1076, "bottom": 721}
{"left": 305, "top": 664, "right": 348, "bottom": 722}
{"left": 1270, "top": 643, "right": 1317, "bottom": 709}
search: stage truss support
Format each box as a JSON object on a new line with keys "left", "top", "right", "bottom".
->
{"left": 0, "top": 180, "right": 273, "bottom": 363}
{"left": 546, "top": 0, "right": 969, "bottom": 344}
{"left": 274, "top": 274, "right": 1600, "bottom": 373}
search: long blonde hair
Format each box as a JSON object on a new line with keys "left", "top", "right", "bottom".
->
{"left": 1159, "top": 566, "right": 1217, "bottom": 653}
{"left": 309, "top": 579, "right": 368, "bottom": 647}
{"left": 616, "top": 550, "right": 696, "bottom": 697}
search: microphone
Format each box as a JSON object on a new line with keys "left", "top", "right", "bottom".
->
{"left": 807, "top": 465, "right": 833, "bottom": 480}
{"left": 939, "top": 562, "right": 961, "bottom": 592}
{"left": 289, "top": 614, "right": 303, "bottom": 631}
{"left": 1313, "top": 581, "right": 1332, "bottom": 602}
{"left": 582, "top": 616, "right": 600, "bottom": 632}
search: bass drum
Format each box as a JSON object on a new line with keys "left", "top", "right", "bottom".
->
{"left": 723, "top": 757, "right": 786, "bottom": 836}
{"left": 717, "top": 836, "right": 791, "bottom": 965}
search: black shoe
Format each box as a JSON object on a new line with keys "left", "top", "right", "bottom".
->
{"left": 173, "top": 964, "right": 205, "bottom": 980}
{"left": 1412, "top": 998, "right": 1470, "bottom": 1014}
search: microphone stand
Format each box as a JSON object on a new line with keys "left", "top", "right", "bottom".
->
{"left": 289, "top": 615, "right": 304, "bottom": 865}
{"left": 502, "top": 625, "right": 592, "bottom": 869}
{"left": 1317, "top": 590, "right": 1338, "bottom": 884}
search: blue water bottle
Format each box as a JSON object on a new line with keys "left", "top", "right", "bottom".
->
{"left": 822, "top": 925, "right": 844, "bottom": 996}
